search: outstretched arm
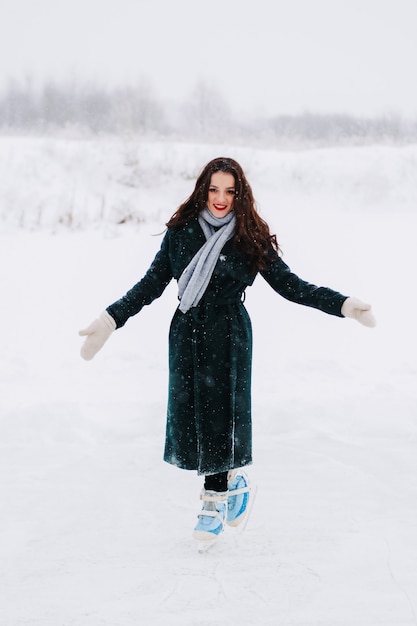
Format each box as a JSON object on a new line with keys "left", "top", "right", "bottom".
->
{"left": 261, "top": 255, "right": 347, "bottom": 316}
{"left": 261, "top": 255, "right": 376, "bottom": 326}
{"left": 79, "top": 231, "right": 173, "bottom": 360}
{"left": 106, "top": 231, "right": 173, "bottom": 328}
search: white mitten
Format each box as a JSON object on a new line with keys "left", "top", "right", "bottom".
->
{"left": 79, "top": 311, "right": 116, "bottom": 360}
{"left": 341, "top": 297, "right": 376, "bottom": 328}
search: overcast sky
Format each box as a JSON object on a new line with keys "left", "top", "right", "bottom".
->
{"left": 1, "top": 0, "right": 416, "bottom": 118}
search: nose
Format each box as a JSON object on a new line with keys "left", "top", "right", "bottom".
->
{"left": 217, "top": 190, "right": 227, "bottom": 203}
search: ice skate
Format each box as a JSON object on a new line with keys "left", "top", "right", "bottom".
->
{"left": 193, "top": 489, "right": 228, "bottom": 544}
{"left": 226, "top": 469, "right": 252, "bottom": 527}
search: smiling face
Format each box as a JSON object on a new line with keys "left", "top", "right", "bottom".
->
{"left": 206, "top": 171, "right": 236, "bottom": 217}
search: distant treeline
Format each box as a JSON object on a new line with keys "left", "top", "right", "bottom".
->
{"left": 1, "top": 78, "right": 417, "bottom": 146}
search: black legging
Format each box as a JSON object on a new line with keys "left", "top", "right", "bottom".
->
{"left": 204, "top": 471, "right": 228, "bottom": 492}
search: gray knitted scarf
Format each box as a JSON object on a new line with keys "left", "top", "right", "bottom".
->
{"left": 178, "top": 207, "right": 236, "bottom": 313}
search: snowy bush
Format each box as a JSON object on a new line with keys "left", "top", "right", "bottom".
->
{"left": 0, "top": 137, "right": 416, "bottom": 231}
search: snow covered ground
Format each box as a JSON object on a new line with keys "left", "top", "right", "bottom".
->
{"left": 0, "top": 137, "right": 416, "bottom": 625}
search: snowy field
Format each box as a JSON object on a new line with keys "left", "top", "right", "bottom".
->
{"left": 0, "top": 137, "right": 416, "bottom": 625}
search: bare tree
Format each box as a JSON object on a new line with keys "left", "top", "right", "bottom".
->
{"left": 182, "top": 80, "right": 233, "bottom": 139}
{"left": 0, "top": 75, "right": 416, "bottom": 145}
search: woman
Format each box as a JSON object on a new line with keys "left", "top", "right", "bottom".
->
{"left": 79, "top": 157, "right": 375, "bottom": 543}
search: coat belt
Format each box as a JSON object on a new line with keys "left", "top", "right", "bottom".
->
{"left": 186, "top": 294, "right": 246, "bottom": 324}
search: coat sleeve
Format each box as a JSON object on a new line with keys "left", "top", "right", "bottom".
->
{"left": 106, "top": 231, "right": 173, "bottom": 328}
{"left": 260, "top": 255, "right": 348, "bottom": 317}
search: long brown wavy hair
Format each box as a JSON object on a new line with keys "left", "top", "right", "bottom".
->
{"left": 166, "top": 157, "right": 280, "bottom": 271}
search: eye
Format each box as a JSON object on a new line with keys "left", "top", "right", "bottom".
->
{"left": 227, "top": 189, "right": 236, "bottom": 195}
{"left": 209, "top": 187, "right": 217, "bottom": 193}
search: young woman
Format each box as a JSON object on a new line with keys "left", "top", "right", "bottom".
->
{"left": 79, "top": 157, "right": 375, "bottom": 543}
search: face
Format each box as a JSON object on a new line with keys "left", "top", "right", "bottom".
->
{"left": 206, "top": 171, "right": 236, "bottom": 217}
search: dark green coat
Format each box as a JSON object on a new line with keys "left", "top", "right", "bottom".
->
{"left": 107, "top": 217, "right": 347, "bottom": 475}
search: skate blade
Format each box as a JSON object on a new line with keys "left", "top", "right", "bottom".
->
{"left": 196, "top": 539, "right": 217, "bottom": 553}
{"left": 193, "top": 529, "right": 220, "bottom": 552}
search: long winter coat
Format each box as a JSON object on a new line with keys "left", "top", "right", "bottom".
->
{"left": 107, "top": 217, "right": 347, "bottom": 476}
